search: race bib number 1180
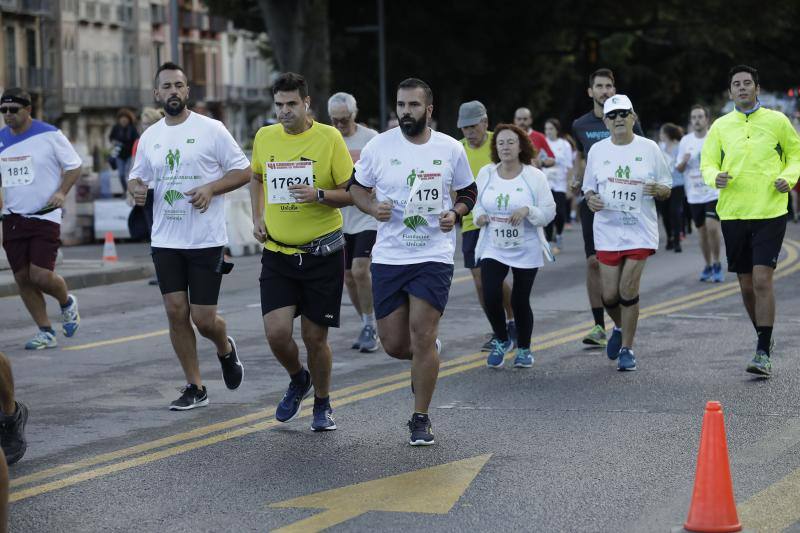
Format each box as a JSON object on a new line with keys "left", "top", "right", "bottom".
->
{"left": 490, "top": 215, "right": 525, "bottom": 249}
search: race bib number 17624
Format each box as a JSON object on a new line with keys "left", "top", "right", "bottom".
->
{"left": 265, "top": 161, "right": 313, "bottom": 204}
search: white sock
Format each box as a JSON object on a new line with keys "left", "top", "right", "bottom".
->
{"left": 363, "top": 313, "right": 376, "bottom": 327}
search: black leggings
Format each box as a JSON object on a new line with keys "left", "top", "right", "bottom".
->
{"left": 480, "top": 258, "right": 538, "bottom": 349}
{"left": 544, "top": 191, "right": 567, "bottom": 242}
{"left": 656, "top": 185, "right": 686, "bottom": 244}
{"left": 669, "top": 186, "right": 685, "bottom": 242}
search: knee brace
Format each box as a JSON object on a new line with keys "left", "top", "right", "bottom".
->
{"left": 619, "top": 295, "right": 640, "bottom": 307}
{"left": 602, "top": 298, "right": 619, "bottom": 309}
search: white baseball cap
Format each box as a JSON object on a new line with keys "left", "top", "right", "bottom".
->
{"left": 603, "top": 94, "right": 634, "bottom": 115}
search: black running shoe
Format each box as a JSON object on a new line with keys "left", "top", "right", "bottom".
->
{"left": 407, "top": 413, "right": 435, "bottom": 446}
{"left": 169, "top": 384, "right": 209, "bottom": 411}
{"left": 0, "top": 401, "right": 28, "bottom": 465}
{"left": 218, "top": 336, "right": 243, "bottom": 390}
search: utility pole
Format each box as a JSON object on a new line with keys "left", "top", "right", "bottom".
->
{"left": 377, "top": 0, "right": 386, "bottom": 131}
{"left": 346, "top": 0, "right": 388, "bottom": 130}
{"left": 170, "top": 0, "right": 180, "bottom": 63}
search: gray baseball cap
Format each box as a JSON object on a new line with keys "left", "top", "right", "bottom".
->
{"left": 457, "top": 100, "right": 487, "bottom": 128}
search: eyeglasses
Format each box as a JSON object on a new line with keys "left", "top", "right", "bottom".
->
{"left": 330, "top": 116, "right": 352, "bottom": 125}
{"left": 0, "top": 107, "right": 23, "bottom": 114}
{"left": 605, "top": 110, "right": 631, "bottom": 120}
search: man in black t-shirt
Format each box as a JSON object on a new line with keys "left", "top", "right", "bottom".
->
{"left": 571, "top": 68, "right": 643, "bottom": 348}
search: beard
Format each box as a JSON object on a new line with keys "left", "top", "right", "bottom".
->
{"left": 163, "top": 96, "right": 187, "bottom": 116}
{"left": 399, "top": 114, "right": 427, "bottom": 137}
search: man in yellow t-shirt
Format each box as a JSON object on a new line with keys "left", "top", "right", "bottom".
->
{"left": 249, "top": 72, "right": 353, "bottom": 431}
{"left": 458, "top": 100, "right": 516, "bottom": 350}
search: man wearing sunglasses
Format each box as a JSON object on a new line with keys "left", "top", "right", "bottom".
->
{"left": 583, "top": 95, "right": 672, "bottom": 371}
{"left": 0, "top": 88, "right": 83, "bottom": 350}
{"left": 571, "top": 69, "right": 644, "bottom": 350}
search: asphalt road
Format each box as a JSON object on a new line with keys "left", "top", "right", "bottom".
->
{"left": 2, "top": 223, "right": 800, "bottom": 532}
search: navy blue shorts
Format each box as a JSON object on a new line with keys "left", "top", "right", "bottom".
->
{"left": 371, "top": 262, "right": 454, "bottom": 319}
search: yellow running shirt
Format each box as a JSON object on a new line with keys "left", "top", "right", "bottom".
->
{"left": 251, "top": 121, "right": 353, "bottom": 254}
{"left": 460, "top": 131, "right": 492, "bottom": 232}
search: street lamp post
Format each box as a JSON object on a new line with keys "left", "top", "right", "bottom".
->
{"left": 346, "top": 0, "right": 387, "bottom": 130}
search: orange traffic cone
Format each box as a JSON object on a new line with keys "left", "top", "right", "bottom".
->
{"left": 102, "top": 231, "right": 118, "bottom": 263}
{"left": 683, "top": 401, "right": 742, "bottom": 532}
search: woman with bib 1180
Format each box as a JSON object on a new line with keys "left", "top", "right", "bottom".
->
{"left": 473, "top": 124, "right": 555, "bottom": 369}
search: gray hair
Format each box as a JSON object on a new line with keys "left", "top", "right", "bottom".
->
{"left": 327, "top": 92, "right": 358, "bottom": 118}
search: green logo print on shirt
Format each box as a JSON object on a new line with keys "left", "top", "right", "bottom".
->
{"left": 163, "top": 189, "right": 185, "bottom": 207}
{"left": 166, "top": 149, "right": 181, "bottom": 172}
{"left": 403, "top": 168, "right": 429, "bottom": 232}
{"left": 615, "top": 165, "right": 631, "bottom": 179}
{"left": 407, "top": 168, "right": 416, "bottom": 188}
{"left": 495, "top": 193, "right": 510, "bottom": 210}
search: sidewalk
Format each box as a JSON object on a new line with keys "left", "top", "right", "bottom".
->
{"left": 0, "top": 242, "right": 154, "bottom": 298}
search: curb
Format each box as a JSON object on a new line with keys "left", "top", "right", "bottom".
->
{"left": 0, "top": 262, "right": 155, "bottom": 298}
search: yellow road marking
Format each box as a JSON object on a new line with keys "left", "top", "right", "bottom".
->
{"left": 9, "top": 240, "right": 800, "bottom": 505}
{"left": 63, "top": 329, "right": 169, "bottom": 351}
{"left": 270, "top": 454, "right": 492, "bottom": 532}
{"left": 737, "top": 467, "right": 800, "bottom": 532}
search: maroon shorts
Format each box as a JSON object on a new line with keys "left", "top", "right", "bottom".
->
{"left": 2, "top": 214, "right": 61, "bottom": 272}
{"left": 596, "top": 248, "right": 655, "bottom": 267}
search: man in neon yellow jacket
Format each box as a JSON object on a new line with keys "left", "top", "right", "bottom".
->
{"left": 701, "top": 64, "right": 800, "bottom": 377}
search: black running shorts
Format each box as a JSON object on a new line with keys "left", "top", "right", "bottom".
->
{"left": 720, "top": 215, "right": 787, "bottom": 273}
{"left": 343, "top": 230, "right": 376, "bottom": 270}
{"left": 580, "top": 199, "right": 596, "bottom": 258}
{"left": 151, "top": 246, "right": 225, "bottom": 305}
{"left": 259, "top": 248, "right": 345, "bottom": 327}
{"left": 689, "top": 200, "right": 719, "bottom": 228}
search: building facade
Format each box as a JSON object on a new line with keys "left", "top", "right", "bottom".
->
{"left": 1, "top": 0, "right": 272, "bottom": 158}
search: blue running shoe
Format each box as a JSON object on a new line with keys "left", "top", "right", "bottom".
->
{"left": 712, "top": 262, "right": 724, "bottom": 283}
{"left": 311, "top": 403, "right": 337, "bottom": 431}
{"left": 617, "top": 348, "right": 637, "bottom": 371}
{"left": 513, "top": 348, "right": 534, "bottom": 368}
{"left": 276, "top": 369, "right": 312, "bottom": 422}
{"left": 607, "top": 327, "right": 622, "bottom": 360}
{"left": 61, "top": 294, "right": 80, "bottom": 337}
{"left": 699, "top": 265, "right": 713, "bottom": 282}
{"left": 25, "top": 330, "right": 57, "bottom": 350}
{"left": 486, "top": 338, "right": 512, "bottom": 368}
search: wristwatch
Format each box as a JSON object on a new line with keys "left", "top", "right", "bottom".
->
{"left": 316, "top": 188, "right": 325, "bottom": 202}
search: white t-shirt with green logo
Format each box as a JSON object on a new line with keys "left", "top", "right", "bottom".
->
{"left": 582, "top": 135, "right": 672, "bottom": 251}
{"left": 129, "top": 112, "right": 250, "bottom": 249}
{"left": 472, "top": 164, "right": 555, "bottom": 269}
{"left": 354, "top": 127, "right": 474, "bottom": 265}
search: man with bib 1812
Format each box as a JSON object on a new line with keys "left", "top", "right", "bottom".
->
{"left": 0, "top": 88, "right": 82, "bottom": 351}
